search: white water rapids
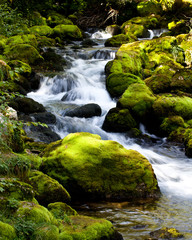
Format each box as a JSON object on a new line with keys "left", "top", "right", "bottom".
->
{"left": 28, "top": 29, "right": 192, "bottom": 239}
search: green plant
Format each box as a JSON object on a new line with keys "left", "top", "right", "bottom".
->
{"left": 14, "top": 218, "right": 37, "bottom": 240}
{"left": 0, "top": 3, "right": 29, "bottom": 37}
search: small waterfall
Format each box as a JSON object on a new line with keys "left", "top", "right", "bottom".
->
{"left": 28, "top": 29, "right": 192, "bottom": 215}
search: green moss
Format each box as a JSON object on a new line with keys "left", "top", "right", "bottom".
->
{"left": 145, "top": 74, "right": 172, "bottom": 94}
{"left": 121, "top": 23, "right": 146, "bottom": 38}
{"left": 102, "top": 108, "right": 137, "bottom": 132}
{"left": 137, "top": 0, "right": 162, "bottom": 16}
{"left": 29, "top": 170, "right": 71, "bottom": 206}
{"left": 150, "top": 227, "right": 184, "bottom": 239}
{"left": 59, "top": 215, "right": 115, "bottom": 240}
{"left": 8, "top": 60, "right": 31, "bottom": 77}
{"left": 41, "top": 132, "right": 159, "bottom": 201}
{"left": 6, "top": 34, "right": 38, "bottom": 48}
{"left": 105, "top": 34, "right": 137, "bottom": 47}
{"left": 47, "top": 12, "right": 73, "bottom": 27}
{"left": 106, "top": 72, "right": 143, "bottom": 97}
{"left": 160, "top": 116, "right": 185, "bottom": 135}
{"left": 4, "top": 44, "right": 44, "bottom": 65}
{"left": 15, "top": 201, "right": 58, "bottom": 225}
{"left": 48, "top": 202, "right": 77, "bottom": 219}
{"left": 118, "top": 83, "right": 156, "bottom": 119}
{"left": 0, "top": 221, "right": 16, "bottom": 240}
{"left": 30, "top": 25, "right": 54, "bottom": 36}
{"left": 53, "top": 24, "right": 82, "bottom": 40}
{"left": 153, "top": 95, "right": 192, "bottom": 120}
{"left": 0, "top": 178, "right": 34, "bottom": 201}
{"left": 32, "top": 223, "right": 59, "bottom": 240}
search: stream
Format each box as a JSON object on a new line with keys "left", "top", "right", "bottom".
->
{"left": 27, "top": 29, "right": 192, "bottom": 239}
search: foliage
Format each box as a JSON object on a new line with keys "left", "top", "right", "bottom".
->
{"left": 0, "top": 3, "right": 29, "bottom": 37}
{"left": 14, "top": 218, "right": 37, "bottom": 240}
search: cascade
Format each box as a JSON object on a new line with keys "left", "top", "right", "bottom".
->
{"left": 27, "top": 29, "right": 192, "bottom": 239}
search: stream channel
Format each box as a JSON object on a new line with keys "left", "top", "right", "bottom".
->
{"left": 27, "top": 29, "right": 192, "bottom": 239}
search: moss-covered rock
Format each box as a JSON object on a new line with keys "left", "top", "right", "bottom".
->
{"left": 32, "top": 223, "right": 60, "bottom": 240}
{"left": 6, "top": 34, "right": 38, "bottom": 48}
{"left": 168, "top": 19, "right": 189, "bottom": 36}
{"left": 145, "top": 74, "right": 172, "bottom": 94}
{"left": 170, "top": 69, "right": 192, "bottom": 93}
{"left": 160, "top": 116, "right": 185, "bottom": 135}
{"left": 29, "top": 170, "right": 71, "bottom": 206}
{"left": 0, "top": 221, "right": 16, "bottom": 240}
{"left": 4, "top": 44, "right": 43, "bottom": 65}
{"left": 29, "top": 25, "right": 54, "bottom": 37}
{"left": 59, "top": 215, "right": 122, "bottom": 240}
{"left": 0, "top": 178, "right": 35, "bottom": 201}
{"left": 106, "top": 72, "right": 143, "bottom": 97}
{"left": 102, "top": 107, "right": 137, "bottom": 132}
{"left": 153, "top": 95, "right": 192, "bottom": 120}
{"left": 36, "top": 35, "right": 56, "bottom": 48}
{"left": 178, "top": 33, "right": 192, "bottom": 67}
{"left": 150, "top": 227, "right": 184, "bottom": 239}
{"left": 48, "top": 202, "right": 77, "bottom": 219}
{"left": 105, "top": 34, "right": 137, "bottom": 47}
{"left": 118, "top": 83, "right": 156, "bottom": 120}
{"left": 121, "top": 23, "right": 147, "bottom": 38}
{"left": 41, "top": 132, "right": 160, "bottom": 201}
{"left": 53, "top": 24, "right": 82, "bottom": 40}
{"left": 15, "top": 201, "right": 58, "bottom": 225}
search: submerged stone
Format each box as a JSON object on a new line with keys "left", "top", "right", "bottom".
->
{"left": 41, "top": 132, "right": 160, "bottom": 202}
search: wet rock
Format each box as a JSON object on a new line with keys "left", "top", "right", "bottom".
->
{"left": 30, "top": 112, "right": 56, "bottom": 124}
{"left": 149, "top": 227, "right": 184, "bottom": 239}
{"left": 81, "top": 39, "right": 98, "bottom": 47}
{"left": 105, "top": 25, "right": 121, "bottom": 36}
{"left": 10, "top": 97, "right": 45, "bottom": 114}
{"left": 65, "top": 103, "right": 102, "bottom": 118}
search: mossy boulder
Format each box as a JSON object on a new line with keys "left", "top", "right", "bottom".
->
{"left": 118, "top": 83, "right": 156, "bottom": 120}
{"left": 121, "top": 16, "right": 159, "bottom": 37}
{"left": 53, "top": 24, "right": 82, "bottom": 40}
{"left": 168, "top": 19, "right": 189, "bottom": 36}
{"left": 170, "top": 69, "right": 192, "bottom": 93}
{"left": 32, "top": 224, "right": 59, "bottom": 240}
{"left": 6, "top": 34, "right": 38, "bottom": 48}
{"left": 160, "top": 116, "right": 185, "bottom": 135}
{"left": 105, "top": 34, "right": 137, "bottom": 47}
{"left": 106, "top": 72, "right": 143, "bottom": 98}
{"left": 48, "top": 202, "right": 78, "bottom": 219}
{"left": 59, "top": 215, "right": 122, "bottom": 240}
{"left": 41, "top": 132, "right": 160, "bottom": 201}
{"left": 0, "top": 221, "right": 16, "bottom": 240}
{"left": 145, "top": 74, "right": 172, "bottom": 94}
{"left": 36, "top": 36, "right": 56, "bottom": 48}
{"left": 4, "top": 44, "right": 43, "bottom": 65}
{"left": 153, "top": 95, "right": 192, "bottom": 120}
{"left": 29, "top": 170, "right": 71, "bottom": 206}
{"left": 15, "top": 201, "right": 58, "bottom": 225}
{"left": 0, "top": 178, "right": 35, "bottom": 201}
{"left": 30, "top": 25, "right": 54, "bottom": 37}
{"left": 102, "top": 108, "right": 137, "bottom": 132}
{"left": 178, "top": 33, "right": 192, "bottom": 67}
{"left": 105, "top": 25, "right": 121, "bottom": 36}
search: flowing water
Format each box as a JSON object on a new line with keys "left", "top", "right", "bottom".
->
{"left": 28, "top": 29, "right": 192, "bottom": 239}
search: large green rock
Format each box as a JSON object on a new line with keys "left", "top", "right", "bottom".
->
{"left": 170, "top": 69, "right": 192, "bottom": 92}
{"left": 153, "top": 95, "right": 192, "bottom": 120}
{"left": 53, "top": 24, "right": 82, "bottom": 40}
{"left": 29, "top": 170, "right": 71, "bottom": 206}
{"left": 118, "top": 83, "right": 157, "bottom": 120}
{"left": 106, "top": 72, "right": 143, "bottom": 97}
{"left": 48, "top": 202, "right": 78, "bottom": 219}
{"left": 4, "top": 44, "right": 43, "bottom": 65}
{"left": 6, "top": 34, "right": 38, "bottom": 48}
{"left": 59, "top": 215, "right": 120, "bottom": 240}
{"left": 29, "top": 25, "right": 54, "bottom": 36}
{"left": 41, "top": 132, "right": 160, "bottom": 201}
